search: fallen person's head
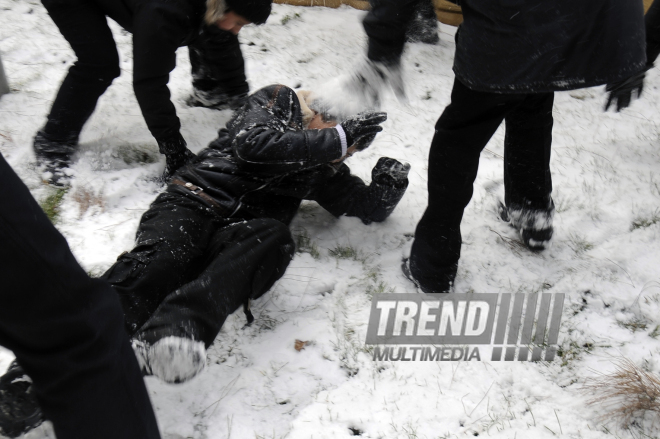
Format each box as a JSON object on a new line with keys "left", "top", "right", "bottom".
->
{"left": 205, "top": 0, "right": 272, "bottom": 34}
{"left": 296, "top": 90, "right": 336, "bottom": 129}
{"left": 295, "top": 89, "right": 387, "bottom": 159}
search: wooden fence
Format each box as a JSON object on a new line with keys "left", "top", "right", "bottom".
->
{"left": 275, "top": 0, "right": 656, "bottom": 27}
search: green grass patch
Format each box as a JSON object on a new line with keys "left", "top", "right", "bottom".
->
{"left": 329, "top": 245, "right": 360, "bottom": 260}
{"left": 281, "top": 12, "right": 300, "bottom": 25}
{"left": 618, "top": 317, "right": 648, "bottom": 333}
{"left": 40, "top": 188, "right": 68, "bottom": 224}
{"left": 631, "top": 210, "right": 660, "bottom": 231}
{"left": 293, "top": 229, "right": 320, "bottom": 259}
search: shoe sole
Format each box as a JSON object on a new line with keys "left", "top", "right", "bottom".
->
{"left": 147, "top": 337, "right": 206, "bottom": 384}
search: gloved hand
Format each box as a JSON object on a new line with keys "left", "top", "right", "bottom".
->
{"left": 157, "top": 133, "right": 196, "bottom": 180}
{"left": 372, "top": 157, "right": 410, "bottom": 188}
{"left": 341, "top": 112, "right": 387, "bottom": 149}
{"left": 604, "top": 66, "right": 651, "bottom": 112}
{"left": 164, "top": 149, "right": 196, "bottom": 179}
{"left": 353, "top": 132, "right": 378, "bottom": 152}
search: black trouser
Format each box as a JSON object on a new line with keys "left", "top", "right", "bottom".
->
{"left": 102, "top": 192, "right": 295, "bottom": 347}
{"left": 40, "top": 0, "right": 247, "bottom": 142}
{"left": 0, "top": 154, "right": 160, "bottom": 439}
{"left": 405, "top": 0, "right": 438, "bottom": 41}
{"left": 410, "top": 78, "right": 554, "bottom": 292}
{"left": 189, "top": 25, "right": 249, "bottom": 105}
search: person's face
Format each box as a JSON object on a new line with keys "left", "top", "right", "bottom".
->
{"left": 216, "top": 12, "right": 251, "bottom": 35}
{"left": 307, "top": 112, "right": 337, "bottom": 130}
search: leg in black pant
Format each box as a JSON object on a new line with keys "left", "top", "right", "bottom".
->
{"left": 102, "top": 192, "right": 225, "bottom": 336}
{"left": 188, "top": 25, "right": 249, "bottom": 109}
{"left": 0, "top": 154, "right": 160, "bottom": 439}
{"left": 36, "top": 0, "right": 120, "bottom": 184}
{"left": 136, "top": 218, "right": 295, "bottom": 347}
{"left": 40, "top": 0, "right": 120, "bottom": 141}
{"left": 503, "top": 93, "right": 555, "bottom": 250}
{"left": 409, "top": 79, "right": 554, "bottom": 293}
{"left": 406, "top": 0, "right": 440, "bottom": 45}
{"left": 504, "top": 93, "right": 554, "bottom": 209}
{"left": 130, "top": 219, "right": 294, "bottom": 383}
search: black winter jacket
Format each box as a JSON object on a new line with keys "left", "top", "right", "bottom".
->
{"left": 646, "top": 0, "right": 660, "bottom": 66}
{"left": 170, "top": 85, "right": 408, "bottom": 225}
{"left": 365, "top": 0, "right": 647, "bottom": 93}
{"left": 93, "top": 0, "right": 207, "bottom": 141}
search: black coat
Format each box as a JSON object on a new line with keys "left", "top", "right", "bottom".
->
{"left": 93, "top": 0, "right": 207, "bottom": 141}
{"left": 454, "top": 0, "right": 647, "bottom": 93}
{"left": 364, "top": 0, "right": 647, "bottom": 93}
{"left": 171, "top": 85, "right": 408, "bottom": 225}
{"left": 646, "top": 0, "right": 660, "bottom": 66}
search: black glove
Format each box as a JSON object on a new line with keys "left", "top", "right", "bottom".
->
{"left": 157, "top": 133, "right": 196, "bottom": 180}
{"left": 164, "top": 149, "right": 196, "bottom": 179}
{"left": 341, "top": 112, "right": 387, "bottom": 149}
{"left": 604, "top": 66, "right": 650, "bottom": 112}
{"left": 372, "top": 157, "right": 410, "bottom": 188}
{"left": 353, "top": 132, "right": 378, "bottom": 151}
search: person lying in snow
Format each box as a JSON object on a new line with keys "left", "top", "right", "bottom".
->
{"left": 0, "top": 83, "right": 409, "bottom": 437}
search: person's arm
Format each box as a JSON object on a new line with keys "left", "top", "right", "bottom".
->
{"left": 307, "top": 158, "right": 409, "bottom": 225}
{"left": 231, "top": 87, "right": 343, "bottom": 173}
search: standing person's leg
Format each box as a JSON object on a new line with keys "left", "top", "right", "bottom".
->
{"left": 187, "top": 25, "right": 249, "bottom": 110}
{"left": 36, "top": 0, "right": 120, "bottom": 184}
{"left": 406, "top": 0, "right": 440, "bottom": 45}
{"left": 0, "top": 154, "right": 160, "bottom": 439}
{"left": 408, "top": 79, "right": 520, "bottom": 293}
{"left": 133, "top": 218, "right": 295, "bottom": 383}
{"left": 502, "top": 92, "right": 555, "bottom": 250}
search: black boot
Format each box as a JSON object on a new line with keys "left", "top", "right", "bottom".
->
{"left": 185, "top": 89, "right": 247, "bottom": 112}
{"left": 499, "top": 198, "right": 555, "bottom": 251}
{"left": 0, "top": 362, "right": 44, "bottom": 438}
{"left": 33, "top": 131, "right": 78, "bottom": 187}
{"left": 403, "top": 258, "right": 456, "bottom": 294}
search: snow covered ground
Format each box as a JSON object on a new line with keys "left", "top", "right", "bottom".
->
{"left": 2, "top": 1, "right": 660, "bottom": 438}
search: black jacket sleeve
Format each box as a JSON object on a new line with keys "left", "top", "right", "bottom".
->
{"left": 132, "top": 2, "right": 192, "bottom": 142}
{"left": 306, "top": 163, "right": 407, "bottom": 224}
{"left": 231, "top": 87, "right": 343, "bottom": 173}
{"left": 364, "top": 0, "right": 422, "bottom": 64}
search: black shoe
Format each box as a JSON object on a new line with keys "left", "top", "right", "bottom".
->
{"left": 0, "top": 362, "right": 44, "bottom": 438}
{"left": 131, "top": 336, "right": 206, "bottom": 384}
{"left": 33, "top": 131, "right": 77, "bottom": 187}
{"left": 185, "top": 91, "right": 247, "bottom": 112}
{"left": 498, "top": 200, "right": 554, "bottom": 251}
{"left": 401, "top": 258, "right": 454, "bottom": 294}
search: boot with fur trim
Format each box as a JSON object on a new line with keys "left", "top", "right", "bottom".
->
{"left": 499, "top": 199, "right": 555, "bottom": 251}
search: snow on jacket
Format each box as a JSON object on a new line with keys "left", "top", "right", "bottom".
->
{"left": 364, "top": 0, "right": 647, "bottom": 93}
{"left": 92, "top": 0, "right": 207, "bottom": 142}
{"left": 171, "top": 84, "right": 408, "bottom": 225}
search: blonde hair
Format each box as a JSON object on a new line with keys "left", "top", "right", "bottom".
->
{"left": 295, "top": 90, "right": 316, "bottom": 128}
{"left": 205, "top": 0, "right": 228, "bottom": 25}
